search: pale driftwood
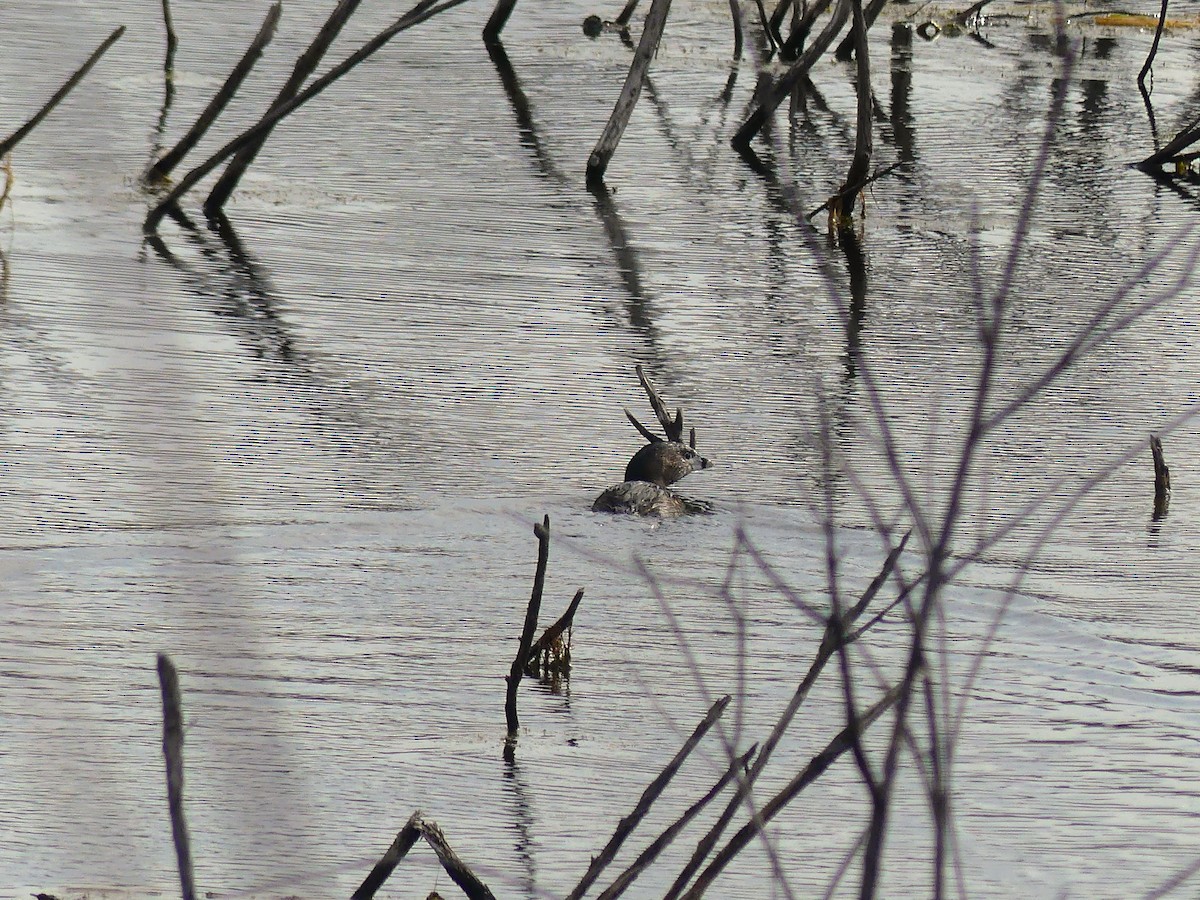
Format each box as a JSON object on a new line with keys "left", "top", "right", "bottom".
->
{"left": 0, "top": 26, "right": 125, "bottom": 158}
{"left": 597, "top": 744, "right": 756, "bottom": 900}
{"left": 204, "top": 0, "right": 366, "bottom": 213}
{"left": 507, "top": 515, "right": 550, "bottom": 735}
{"left": 565, "top": 695, "right": 731, "bottom": 900}
{"left": 586, "top": 0, "right": 673, "bottom": 186}
{"left": 157, "top": 654, "right": 197, "bottom": 900}
{"left": 147, "top": 3, "right": 282, "bottom": 183}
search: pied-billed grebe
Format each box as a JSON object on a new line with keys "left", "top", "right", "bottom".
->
{"left": 592, "top": 366, "right": 713, "bottom": 517}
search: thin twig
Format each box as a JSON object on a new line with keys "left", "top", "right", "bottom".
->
{"left": 680, "top": 683, "right": 903, "bottom": 898}
{"left": 565, "top": 695, "right": 732, "bottom": 900}
{"left": 156, "top": 654, "right": 197, "bottom": 900}
{"left": 586, "top": 0, "right": 674, "bottom": 186}
{"left": 525, "top": 587, "right": 583, "bottom": 671}
{"left": 597, "top": 745, "right": 757, "bottom": 900}
{"left": 0, "top": 26, "right": 126, "bottom": 158}
{"left": 1137, "top": 0, "right": 1170, "bottom": 92}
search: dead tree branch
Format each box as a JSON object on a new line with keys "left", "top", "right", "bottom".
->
{"left": 566, "top": 695, "right": 732, "bottom": 900}
{"left": 156, "top": 653, "right": 197, "bottom": 900}
{"left": 586, "top": 0, "right": 674, "bottom": 186}
{"left": 507, "top": 515, "right": 550, "bottom": 736}
{"left": 0, "top": 26, "right": 125, "bottom": 158}
{"left": 352, "top": 810, "right": 497, "bottom": 900}
{"left": 146, "top": 4, "right": 282, "bottom": 183}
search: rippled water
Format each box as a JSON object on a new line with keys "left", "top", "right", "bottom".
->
{"left": 4, "top": 0, "right": 1200, "bottom": 897}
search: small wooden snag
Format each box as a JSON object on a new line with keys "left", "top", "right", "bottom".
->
{"left": 1151, "top": 434, "right": 1170, "bottom": 519}
{"left": 157, "top": 653, "right": 197, "bottom": 900}
{"left": 506, "top": 515, "right": 550, "bottom": 736}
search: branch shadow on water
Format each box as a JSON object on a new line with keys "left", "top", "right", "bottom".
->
{"left": 144, "top": 208, "right": 304, "bottom": 368}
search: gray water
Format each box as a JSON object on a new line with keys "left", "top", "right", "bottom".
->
{"left": 4, "top": 0, "right": 1200, "bottom": 897}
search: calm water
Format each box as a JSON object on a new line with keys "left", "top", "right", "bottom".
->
{"left": 3, "top": 0, "right": 1200, "bottom": 897}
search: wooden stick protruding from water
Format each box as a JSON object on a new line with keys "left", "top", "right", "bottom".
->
{"left": 146, "top": 3, "right": 283, "bottom": 184}
{"left": 157, "top": 653, "right": 197, "bottom": 900}
{"left": 524, "top": 586, "right": 583, "bottom": 675}
{"left": 506, "top": 515, "right": 551, "bottom": 736}
{"left": 0, "top": 26, "right": 126, "bottom": 158}
{"left": 161, "top": 0, "right": 179, "bottom": 71}
{"left": 204, "top": 0, "right": 366, "bottom": 214}
{"left": 352, "top": 810, "right": 497, "bottom": 900}
{"left": 1152, "top": 434, "right": 1171, "bottom": 519}
{"left": 585, "top": 0, "right": 673, "bottom": 186}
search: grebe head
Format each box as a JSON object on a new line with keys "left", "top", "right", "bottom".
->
{"left": 623, "top": 440, "right": 710, "bottom": 487}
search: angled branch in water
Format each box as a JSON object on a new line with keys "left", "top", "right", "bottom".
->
{"left": 834, "top": 0, "right": 889, "bottom": 61}
{"left": 0, "top": 26, "right": 125, "bottom": 158}
{"left": 1138, "top": 113, "right": 1200, "bottom": 170}
{"left": 565, "top": 695, "right": 732, "bottom": 900}
{"left": 776, "top": 0, "right": 833, "bottom": 62}
{"left": 146, "top": 3, "right": 282, "bottom": 183}
{"left": 524, "top": 586, "right": 583, "bottom": 674}
{"left": 156, "top": 654, "right": 197, "bottom": 900}
{"left": 586, "top": 0, "right": 674, "bottom": 186}
{"left": 352, "top": 810, "right": 497, "bottom": 900}
{"left": 144, "top": 0, "right": 474, "bottom": 232}
{"left": 1137, "top": 0, "right": 1170, "bottom": 92}
{"left": 734, "top": 0, "right": 850, "bottom": 152}
{"left": 506, "top": 515, "right": 550, "bottom": 737}
{"left": 205, "top": 0, "right": 367, "bottom": 213}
